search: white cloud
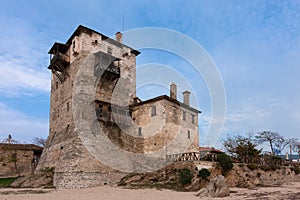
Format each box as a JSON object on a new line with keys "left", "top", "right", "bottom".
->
{"left": 0, "top": 54, "right": 50, "bottom": 96}
{"left": 0, "top": 102, "right": 48, "bottom": 143}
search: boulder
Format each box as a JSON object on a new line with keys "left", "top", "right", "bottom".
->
{"left": 196, "top": 175, "right": 230, "bottom": 198}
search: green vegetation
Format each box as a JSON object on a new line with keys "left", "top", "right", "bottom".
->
{"left": 247, "top": 164, "right": 259, "bottom": 171}
{"left": 197, "top": 168, "right": 211, "bottom": 180}
{"left": 178, "top": 168, "right": 193, "bottom": 186}
{"left": 217, "top": 154, "right": 234, "bottom": 175}
{"left": 290, "top": 166, "right": 300, "bottom": 175}
{"left": 0, "top": 177, "right": 18, "bottom": 188}
{"left": 41, "top": 167, "right": 55, "bottom": 173}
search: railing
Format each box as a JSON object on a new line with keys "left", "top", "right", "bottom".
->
{"left": 166, "top": 152, "right": 201, "bottom": 162}
{"left": 96, "top": 107, "right": 131, "bottom": 127}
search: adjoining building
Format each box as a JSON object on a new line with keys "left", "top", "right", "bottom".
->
{"left": 37, "top": 25, "right": 201, "bottom": 189}
{"left": 0, "top": 143, "right": 43, "bottom": 177}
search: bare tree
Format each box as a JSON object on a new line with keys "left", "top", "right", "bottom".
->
{"left": 255, "top": 131, "right": 288, "bottom": 155}
{"left": 32, "top": 137, "right": 46, "bottom": 147}
{"left": 2, "top": 134, "right": 18, "bottom": 144}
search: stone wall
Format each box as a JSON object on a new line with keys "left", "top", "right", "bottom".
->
{"left": 0, "top": 148, "right": 36, "bottom": 177}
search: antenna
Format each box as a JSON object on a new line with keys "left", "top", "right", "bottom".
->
{"left": 122, "top": 14, "right": 125, "bottom": 33}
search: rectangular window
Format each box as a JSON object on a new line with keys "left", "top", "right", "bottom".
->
{"left": 183, "top": 111, "right": 186, "bottom": 121}
{"left": 107, "top": 47, "right": 112, "bottom": 54}
{"left": 138, "top": 127, "right": 142, "bottom": 136}
{"left": 151, "top": 105, "right": 156, "bottom": 116}
{"left": 55, "top": 81, "right": 58, "bottom": 89}
{"left": 67, "top": 102, "right": 69, "bottom": 112}
{"left": 188, "top": 130, "right": 190, "bottom": 139}
{"left": 191, "top": 114, "right": 195, "bottom": 124}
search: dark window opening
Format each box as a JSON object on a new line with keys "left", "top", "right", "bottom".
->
{"left": 151, "top": 105, "right": 156, "bottom": 116}
{"left": 55, "top": 81, "right": 58, "bottom": 89}
{"left": 107, "top": 47, "right": 112, "bottom": 54}
{"left": 72, "top": 41, "right": 76, "bottom": 51}
{"left": 138, "top": 127, "right": 142, "bottom": 136}
{"left": 183, "top": 111, "right": 186, "bottom": 121}
{"left": 67, "top": 102, "right": 70, "bottom": 112}
{"left": 191, "top": 114, "right": 195, "bottom": 124}
{"left": 188, "top": 130, "right": 191, "bottom": 139}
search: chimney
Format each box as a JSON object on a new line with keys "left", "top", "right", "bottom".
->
{"left": 115, "top": 32, "right": 122, "bottom": 43}
{"left": 170, "top": 82, "right": 177, "bottom": 100}
{"left": 183, "top": 91, "right": 191, "bottom": 106}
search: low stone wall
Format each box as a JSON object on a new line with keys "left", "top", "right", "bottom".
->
{"left": 54, "top": 171, "right": 126, "bottom": 189}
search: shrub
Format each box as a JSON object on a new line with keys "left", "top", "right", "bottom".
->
{"left": 178, "top": 168, "right": 193, "bottom": 185}
{"left": 197, "top": 168, "right": 211, "bottom": 180}
{"left": 41, "top": 167, "right": 55, "bottom": 173}
{"left": 247, "top": 164, "right": 259, "bottom": 171}
{"left": 291, "top": 166, "right": 300, "bottom": 175}
{"left": 217, "top": 154, "right": 234, "bottom": 176}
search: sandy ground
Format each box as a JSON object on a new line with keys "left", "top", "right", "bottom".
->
{"left": 0, "top": 181, "right": 299, "bottom": 200}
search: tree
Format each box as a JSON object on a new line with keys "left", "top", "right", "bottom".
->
{"left": 223, "top": 134, "right": 262, "bottom": 163}
{"left": 287, "top": 138, "right": 299, "bottom": 162}
{"left": 255, "top": 131, "right": 288, "bottom": 155}
{"left": 217, "top": 154, "right": 233, "bottom": 175}
{"left": 32, "top": 137, "right": 46, "bottom": 147}
{"left": 2, "top": 134, "right": 18, "bottom": 144}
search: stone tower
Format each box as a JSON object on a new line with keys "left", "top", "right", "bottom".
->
{"left": 37, "top": 25, "right": 200, "bottom": 189}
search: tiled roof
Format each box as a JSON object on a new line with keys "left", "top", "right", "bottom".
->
{"left": 0, "top": 143, "right": 43, "bottom": 151}
{"left": 199, "top": 146, "right": 223, "bottom": 153}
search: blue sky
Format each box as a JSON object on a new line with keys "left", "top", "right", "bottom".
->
{"left": 0, "top": 0, "right": 299, "bottom": 152}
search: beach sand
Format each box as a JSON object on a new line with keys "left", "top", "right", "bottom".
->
{"left": 0, "top": 181, "right": 299, "bottom": 200}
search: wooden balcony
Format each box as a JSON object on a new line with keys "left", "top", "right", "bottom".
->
{"left": 96, "top": 105, "right": 132, "bottom": 127}
{"left": 94, "top": 51, "right": 121, "bottom": 81}
{"left": 48, "top": 52, "right": 70, "bottom": 72}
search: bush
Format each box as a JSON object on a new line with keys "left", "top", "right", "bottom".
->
{"left": 197, "top": 168, "right": 211, "bottom": 180}
{"left": 178, "top": 168, "right": 193, "bottom": 186}
{"left": 247, "top": 164, "right": 259, "bottom": 171}
{"left": 217, "top": 154, "right": 234, "bottom": 176}
{"left": 291, "top": 166, "right": 300, "bottom": 175}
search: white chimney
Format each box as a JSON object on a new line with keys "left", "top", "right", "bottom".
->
{"left": 115, "top": 32, "right": 122, "bottom": 43}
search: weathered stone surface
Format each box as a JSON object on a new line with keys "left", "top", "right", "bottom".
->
{"left": 196, "top": 175, "right": 230, "bottom": 198}
{"left": 37, "top": 25, "right": 200, "bottom": 189}
{"left": 225, "top": 164, "right": 297, "bottom": 188}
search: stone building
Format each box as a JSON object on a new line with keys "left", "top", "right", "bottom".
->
{"left": 0, "top": 143, "right": 43, "bottom": 177}
{"left": 37, "top": 25, "right": 201, "bottom": 189}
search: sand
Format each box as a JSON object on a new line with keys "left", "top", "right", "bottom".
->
{"left": 0, "top": 181, "right": 299, "bottom": 200}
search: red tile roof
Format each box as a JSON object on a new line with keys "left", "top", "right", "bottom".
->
{"left": 199, "top": 147, "right": 224, "bottom": 154}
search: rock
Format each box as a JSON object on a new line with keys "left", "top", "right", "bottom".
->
{"left": 195, "top": 188, "right": 208, "bottom": 197}
{"left": 186, "top": 178, "right": 201, "bottom": 191}
{"left": 11, "top": 173, "right": 53, "bottom": 188}
{"left": 11, "top": 176, "right": 30, "bottom": 188}
{"left": 196, "top": 175, "right": 230, "bottom": 198}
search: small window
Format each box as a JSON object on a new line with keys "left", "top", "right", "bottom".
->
{"left": 57, "top": 109, "right": 59, "bottom": 117}
{"left": 67, "top": 102, "right": 70, "bottom": 112}
{"left": 55, "top": 81, "right": 58, "bottom": 89}
{"left": 73, "top": 41, "right": 76, "bottom": 50}
{"left": 107, "top": 47, "right": 112, "bottom": 54}
{"left": 95, "top": 40, "right": 98, "bottom": 45}
{"left": 138, "top": 127, "right": 142, "bottom": 136}
{"left": 151, "top": 105, "right": 156, "bottom": 116}
{"left": 183, "top": 111, "right": 186, "bottom": 121}
{"left": 191, "top": 114, "right": 195, "bottom": 124}
{"left": 188, "top": 130, "right": 190, "bottom": 139}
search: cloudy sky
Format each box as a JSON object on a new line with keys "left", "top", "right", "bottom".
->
{"left": 0, "top": 0, "right": 299, "bottom": 152}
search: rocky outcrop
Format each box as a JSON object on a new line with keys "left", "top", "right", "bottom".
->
{"left": 225, "top": 164, "right": 299, "bottom": 189}
{"left": 11, "top": 172, "right": 54, "bottom": 188}
{"left": 195, "top": 175, "right": 230, "bottom": 198}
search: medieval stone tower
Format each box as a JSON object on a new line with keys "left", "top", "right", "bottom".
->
{"left": 37, "top": 25, "right": 200, "bottom": 189}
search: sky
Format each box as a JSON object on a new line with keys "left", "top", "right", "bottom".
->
{"left": 0, "top": 0, "right": 299, "bottom": 153}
